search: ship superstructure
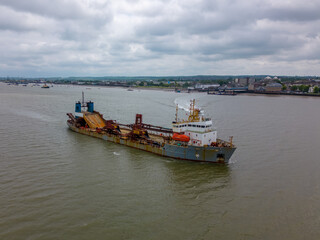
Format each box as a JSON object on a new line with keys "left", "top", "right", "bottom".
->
{"left": 172, "top": 99, "right": 218, "bottom": 147}
{"left": 67, "top": 94, "right": 236, "bottom": 163}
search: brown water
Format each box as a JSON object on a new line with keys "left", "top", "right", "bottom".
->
{"left": 0, "top": 83, "right": 320, "bottom": 240}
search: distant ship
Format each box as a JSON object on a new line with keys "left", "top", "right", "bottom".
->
{"left": 41, "top": 84, "right": 50, "bottom": 88}
{"left": 67, "top": 94, "right": 236, "bottom": 163}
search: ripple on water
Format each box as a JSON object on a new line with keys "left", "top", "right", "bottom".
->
{"left": 1, "top": 86, "right": 320, "bottom": 240}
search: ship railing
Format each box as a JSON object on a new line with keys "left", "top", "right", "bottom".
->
{"left": 216, "top": 137, "right": 235, "bottom": 148}
{"left": 184, "top": 128, "right": 215, "bottom": 134}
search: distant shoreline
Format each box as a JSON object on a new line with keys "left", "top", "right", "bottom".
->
{"left": 238, "top": 91, "right": 320, "bottom": 97}
{"left": 55, "top": 83, "right": 185, "bottom": 92}
{"left": 3, "top": 81, "right": 320, "bottom": 97}
{"left": 58, "top": 84, "right": 320, "bottom": 97}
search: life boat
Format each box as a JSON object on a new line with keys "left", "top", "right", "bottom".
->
{"left": 172, "top": 133, "right": 190, "bottom": 142}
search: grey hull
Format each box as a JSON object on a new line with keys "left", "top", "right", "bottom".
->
{"left": 68, "top": 122, "right": 236, "bottom": 163}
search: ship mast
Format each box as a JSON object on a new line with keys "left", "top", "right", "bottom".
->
{"left": 188, "top": 99, "right": 200, "bottom": 122}
{"left": 175, "top": 104, "right": 178, "bottom": 122}
{"left": 82, "top": 91, "right": 85, "bottom": 106}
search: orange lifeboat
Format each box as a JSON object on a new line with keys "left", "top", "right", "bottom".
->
{"left": 172, "top": 133, "right": 190, "bottom": 142}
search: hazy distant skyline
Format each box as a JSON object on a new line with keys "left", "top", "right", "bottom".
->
{"left": 1, "top": 0, "right": 320, "bottom": 77}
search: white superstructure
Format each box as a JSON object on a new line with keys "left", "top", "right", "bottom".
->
{"left": 172, "top": 100, "right": 217, "bottom": 146}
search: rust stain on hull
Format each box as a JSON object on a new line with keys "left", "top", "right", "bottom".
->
{"left": 67, "top": 123, "right": 235, "bottom": 163}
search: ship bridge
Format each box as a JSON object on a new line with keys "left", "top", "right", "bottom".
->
{"left": 172, "top": 120, "right": 213, "bottom": 133}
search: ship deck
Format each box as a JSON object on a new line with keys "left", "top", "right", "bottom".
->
{"left": 120, "top": 127, "right": 167, "bottom": 144}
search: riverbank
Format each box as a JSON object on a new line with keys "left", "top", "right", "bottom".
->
{"left": 3, "top": 81, "right": 320, "bottom": 97}
{"left": 238, "top": 91, "right": 320, "bottom": 97}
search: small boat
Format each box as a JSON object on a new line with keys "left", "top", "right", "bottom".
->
{"left": 41, "top": 84, "right": 50, "bottom": 88}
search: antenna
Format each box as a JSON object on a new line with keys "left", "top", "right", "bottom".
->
{"left": 82, "top": 91, "right": 84, "bottom": 105}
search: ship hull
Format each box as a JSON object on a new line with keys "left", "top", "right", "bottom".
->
{"left": 67, "top": 122, "right": 236, "bottom": 163}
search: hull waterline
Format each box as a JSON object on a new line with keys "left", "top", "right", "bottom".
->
{"left": 67, "top": 122, "right": 236, "bottom": 163}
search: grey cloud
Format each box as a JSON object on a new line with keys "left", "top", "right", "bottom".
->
{"left": 0, "top": 0, "right": 112, "bottom": 35}
{"left": 0, "top": 0, "right": 320, "bottom": 76}
{"left": 0, "top": 8, "right": 33, "bottom": 31}
{"left": 0, "top": 5, "right": 52, "bottom": 32}
{"left": 265, "top": 4, "right": 320, "bottom": 22}
{"left": 144, "top": 38, "right": 182, "bottom": 54}
{"left": 0, "top": 0, "right": 86, "bottom": 20}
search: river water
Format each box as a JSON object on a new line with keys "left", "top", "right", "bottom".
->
{"left": 0, "top": 83, "right": 319, "bottom": 240}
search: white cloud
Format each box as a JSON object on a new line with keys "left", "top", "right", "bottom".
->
{"left": 0, "top": 0, "right": 320, "bottom": 77}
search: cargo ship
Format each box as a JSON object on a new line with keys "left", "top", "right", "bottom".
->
{"left": 67, "top": 93, "right": 236, "bottom": 163}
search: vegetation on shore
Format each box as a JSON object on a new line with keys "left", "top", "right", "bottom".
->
{"left": 1, "top": 75, "right": 320, "bottom": 95}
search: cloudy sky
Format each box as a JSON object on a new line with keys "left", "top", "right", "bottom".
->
{"left": 1, "top": 0, "right": 320, "bottom": 77}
